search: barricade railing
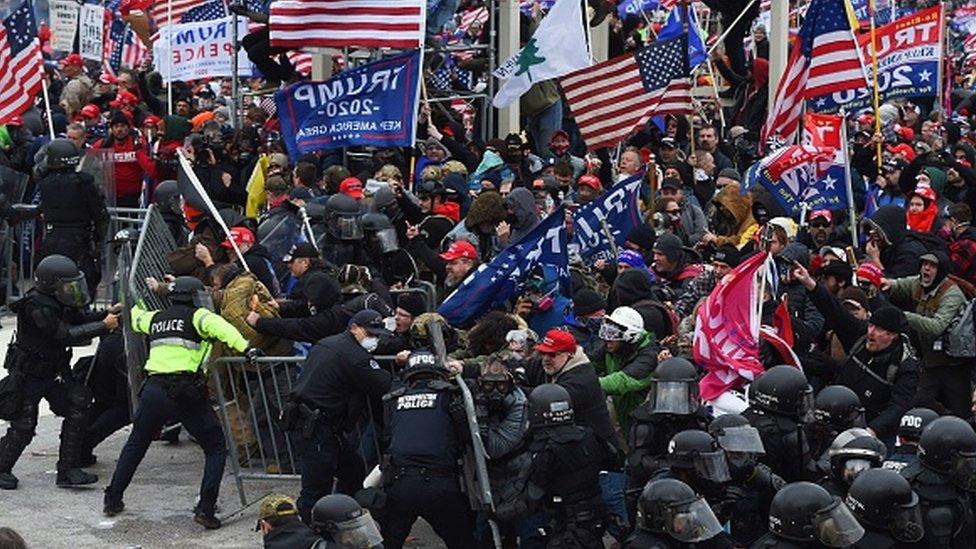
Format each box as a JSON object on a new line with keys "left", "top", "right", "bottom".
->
{"left": 212, "top": 354, "right": 400, "bottom": 508}
{"left": 390, "top": 283, "right": 437, "bottom": 313}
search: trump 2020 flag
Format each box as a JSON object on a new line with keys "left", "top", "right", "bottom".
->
{"left": 275, "top": 51, "right": 422, "bottom": 160}
{"left": 744, "top": 144, "right": 838, "bottom": 215}
{"left": 438, "top": 206, "right": 571, "bottom": 328}
{"left": 492, "top": 0, "right": 590, "bottom": 108}
{"left": 573, "top": 174, "right": 642, "bottom": 263}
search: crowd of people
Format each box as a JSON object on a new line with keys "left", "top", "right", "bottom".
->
{"left": 5, "top": 0, "right": 976, "bottom": 548}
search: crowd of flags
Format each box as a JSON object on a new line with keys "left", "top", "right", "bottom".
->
{"left": 0, "top": 0, "right": 42, "bottom": 126}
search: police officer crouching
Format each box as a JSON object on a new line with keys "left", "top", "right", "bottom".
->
{"left": 846, "top": 468, "right": 925, "bottom": 548}
{"left": 379, "top": 350, "right": 475, "bottom": 548}
{"left": 103, "top": 276, "right": 254, "bottom": 529}
{"left": 311, "top": 494, "right": 385, "bottom": 548}
{"left": 627, "top": 478, "right": 725, "bottom": 548}
{"left": 0, "top": 255, "right": 118, "bottom": 490}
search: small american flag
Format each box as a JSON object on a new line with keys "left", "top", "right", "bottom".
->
{"left": 561, "top": 33, "right": 692, "bottom": 151}
{"left": 180, "top": 0, "right": 228, "bottom": 23}
{"left": 270, "top": 0, "right": 424, "bottom": 50}
{"left": 0, "top": 0, "right": 43, "bottom": 125}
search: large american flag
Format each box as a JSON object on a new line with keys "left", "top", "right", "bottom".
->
{"left": 561, "top": 33, "right": 692, "bottom": 151}
{"left": 761, "top": 0, "right": 867, "bottom": 146}
{"left": 150, "top": 0, "right": 202, "bottom": 27}
{"left": 0, "top": 0, "right": 43, "bottom": 125}
{"left": 180, "top": 0, "right": 228, "bottom": 22}
{"left": 105, "top": 18, "right": 150, "bottom": 76}
{"left": 269, "top": 0, "right": 424, "bottom": 50}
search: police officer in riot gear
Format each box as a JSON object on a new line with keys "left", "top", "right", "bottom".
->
{"left": 846, "top": 468, "right": 925, "bottom": 548}
{"left": 807, "top": 385, "right": 865, "bottom": 460}
{"left": 626, "top": 478, "right": 726, "bottom": 548}
{"left": 153, "top": 179, "right": 189, "bottom": 246}
{"left": 900, "top": 416, "right": 976, "bottom": 548}
{"left": 36, "top": 138, "right": 109, "bottom": 295}
{"left": 321, "top": 193, "right": 370, "bottom": 267}
{"left": 628, "top": 358, "right": 711, "bottom": 503}
{"left": 310, "top": 494, "right": 385, "bottom": 548}
{"left": 0, "top": 255, "right": 118, "bottom": 490}
{"left": 752, "top": 481, "right": 865, "bottom": 548}
{"left": 883, "top": 407, "right": 939, "bottom": 473}
{"left": 820, "top": 428, "right": 887, "bottom": 499}
{"left": 362, "top": 211, "right": 418, "bottom": 287}
{"left": 656, "top": 430, "right": 732, "bottom": 507}
{"left": 414, "top": 180, "right": 456, "bottom": 250}
{"left": 103, "top": 276, "right": 253, "bottom": 529}
{"left": 379, "top": 350, "right": 475, "bottom": 548}
{"left": 525, "top": 383, "right": 609, "bottom": 547}
{"left": 743, "top": 365, "right": 819, "bottom": 482}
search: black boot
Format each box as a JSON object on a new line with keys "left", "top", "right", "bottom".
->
{"left": 0, "top": 471, "right": 18, "bottom": 490}
{"left": 103, "top": 491, "right": 125, "bottom": 516}
{"left": 0, "top": 427, "right": 32, "bottom": 490}
{"left": 56, "top": 416, "right": 98, "bottom": 487}
{"left": 193, "top": 507, "right": 221, "bottom": 530}
{"left": 56, "top": 468, "right": 98, "bottom": 487}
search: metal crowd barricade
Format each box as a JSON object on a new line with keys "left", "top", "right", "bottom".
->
{"left": 389, "top": 283, "right": 436, "bottom": 313}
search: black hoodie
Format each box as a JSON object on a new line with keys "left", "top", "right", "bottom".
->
{"left": 609, "top": 270, "right": 673, "bottom": 339}
{"left": 865, "top": 205, "right": 929, "bottom": 278}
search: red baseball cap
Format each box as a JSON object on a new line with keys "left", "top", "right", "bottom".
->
{"left": 221, "top": 227, "right": 256, "bottom": 249}
{"left": 578, "top": 174, "right": 602, "bottom": 190}
{"left": 143, "top": 114, "right": 161, "bottom": 127}
{"left": 535, "top": 329, "right": 577, "bottom": 354}
{"left": 80, "top": 104, "right": 101, "bottom": 119}
{"left": 439, "top": 240, "right": 477, "bottom": 262}
{"left": 98, "top": 72, "right": 117, "bottom": 85}
{"left": 339, "top": 177, "right": 364, "bottom": 200}
{"left": 60, "top": 53, "right": 84, "bottom": 67}
{"left": 5, "top": 116, "right": 23, "bottom": 127}
{"left": 856, "top": 263, "right": 883, "bottom": 289}
{"left": 808, "top": 210, "right": 832, "bottom": 223}
{"left": 110, "top": 90, "right": 139, "bottom": 108}
{"left": 886, "top": 143, "right": 916, "bottom": 162}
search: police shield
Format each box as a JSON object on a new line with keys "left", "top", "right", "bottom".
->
{"left": 256, "top": 214, "right": 304, "bottom": 288}
{"left": 78, "top": 149, "right": 117, "bottom": 207}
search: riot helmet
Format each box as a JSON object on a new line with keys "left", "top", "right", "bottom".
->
{"left": 813, "top": 385, "right": 865, "bottom": 431}
{"left": 768, "top": 482, "right": 864, "bottom": 547}
{"left": 326, "top": 193, "right": 364, "bottom": 241}
{"left": 917, "top": 416, "right": 976, "bottom": 492}
{"left": 46, "top": 138, "right": 81, "bottom": 171}
{"left": 34, "top": 255, "right": 89, "bottom": 308}
{"left": 646, "top": 357, "right": 700, "bottom": 415}
{"left": 897, "top": 407, "right": 939, "bottom": 444}
{"left": 709, "top": 414, "right": 764, "bottom": 479}
{"left": 168, "top": 276, "right": 207, "bottom": 307}
{"left": 528, "top": 384, "right": 574, "bottom": 428}
{"left": 846, "top": 468, "right": 924, "bottom": 542}
{"left": 668, "top": 430, "right": 732, "bottom": 483}
{"left": 598, "top": 306, "right": 645, "bottom": 344}
{"left": 827, "top": 428, "right": 886, "bottom": 484}
{"left": 153, "top": 180, "right": 183, "bottom": 216}
{"left": 636, "top": 478, "right": 724, "bottom": 542}
{"left": 368, "top": 184, "right": 401, "bottom": 222}
{"left": 310, "top": 494, "right": 383, "bottom": 547}
{"left": 748, "top": 365, "right": 814, "bottom": 421}
{"left": 402, "top": 350, "right": 449, "bottom": 382}
{"left": 362, "top": 212, "right": 399, "bottom": 254}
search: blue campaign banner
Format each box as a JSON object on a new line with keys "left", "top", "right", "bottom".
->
{"left": 617, "top": 0, "right": 659, "bottom": 19}
{"left": 744, "top": 145, "right": 841, "bottom": 216}
{"left": 658, "top": 4, "right": 707, "bottom": 69}
{"left": 275, "top": 50, "right": 422, "bottom": 160}
{"left": 573, "top": 173, "right": 643, "bottom": 263}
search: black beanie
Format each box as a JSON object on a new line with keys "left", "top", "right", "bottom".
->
{"left": 653, "top": 233, "right": 684, "bottom": 263}
{"left": 573, "top": 288, "right": 606, "bottom": 317}
{"left": 626, "top": 224, "right": 656, "bottom": 251}
{"left": 712, "top": 244, "right": 742, "bottom": 268}
{"left": 869, "top": 306, "right": 908, "bottom": 334}
{"left": 396, "top": 292, "right": 427, "bottom": 317}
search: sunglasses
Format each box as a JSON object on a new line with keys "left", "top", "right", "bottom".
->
{"left": 809, "top": 221, "right": 830, "bottom": 228}
{"left": 666, "top": 209, "right": 681, "bottom": 215}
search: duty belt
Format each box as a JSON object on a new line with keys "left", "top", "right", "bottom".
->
{"left": 392, "top": 465, "right": 456, "bottom": 478}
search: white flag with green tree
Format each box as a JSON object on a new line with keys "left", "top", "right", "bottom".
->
{"left": 491, "top": 0, "right": 589, "bottom": 108}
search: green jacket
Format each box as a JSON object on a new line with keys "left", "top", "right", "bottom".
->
{"left": 889, "top": 276, "right": 966, "bottom": 367}
{"left": 595, "top": 332, "right": 656, "bottom": 434}
{"left": 132, "top": 303, "right": 249, "bottom": 375}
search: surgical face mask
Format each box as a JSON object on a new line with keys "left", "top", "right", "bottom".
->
{"left": 360, "top": 336, "right": 379, "bottom": 352}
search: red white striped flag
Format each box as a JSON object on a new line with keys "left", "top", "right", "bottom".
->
{"left": 561, "top": 34, "right": 692, "bottom": 151}
{"left": 761, "top": 38, "right": 807, "bottom": 146}
{"left": 0, "top": 1, "right": 43, "bottom": 125}
{"left": 150, "top": 0, "right": 200, "bottom": 27}
{"left": 270, "top": 0, "right": 424, "bottom": 50}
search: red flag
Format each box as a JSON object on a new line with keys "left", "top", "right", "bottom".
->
{"left": 803, "top": 113, "right": 843, "bottom": 149}
{"left": 771, "top": 295, "right": 795, "bottom": 348}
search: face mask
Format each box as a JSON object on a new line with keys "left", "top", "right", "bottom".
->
{"left": 360, "top": 336, "right": 379, "bottom": 352}
{"left": 551, "top": 143, "right": 569, "bottom": 156}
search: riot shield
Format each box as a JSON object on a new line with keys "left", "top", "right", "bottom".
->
{"left": 257, "top": 213, "right": 303, "bottom": 289}
{"left": 78, "top": 149, "right": 116, "bottom": 207}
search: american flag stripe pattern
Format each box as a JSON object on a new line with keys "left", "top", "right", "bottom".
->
{"left": 761, "top": 38, "right": 808, "bottom": 146}
{"left": 562, "top": 33, "right": 691, "bottom": 151}
{"left": 150, "top": 0, "right": 201, "bottom": 27}
{"left": 800, "top": 0, "right": 867, "bottom": 98}
{"left": 270, "top": 0, "right": 424, "bottom": 50}
{"left": 0, "top": 0, "right": 43, "bottom": 125}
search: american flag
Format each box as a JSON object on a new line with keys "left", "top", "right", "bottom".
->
{"left": 561, "top": 33, "right": 692, "bottom": 151}
{"left": 180, "top": 0, "right": 228, "bottom": 22}
{"left": 150, "top": 0, "right": 201, "bottom": 27}
{"left": 105, "top": 18, "right": 149, "bottom": 76}
{"left": 270, "top": 0, "right": 424, "bottom": 50}
{"left": 0, "top": 0, "right": 43, "bottom": 125}
{"left": 761, "top": 37, "right": 807, "bottom": 146}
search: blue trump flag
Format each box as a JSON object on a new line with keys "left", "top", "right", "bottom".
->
{"left": 658, "top": 4, "right": 707, "bottom": 69}
{"left": 617, "top": 0, "right": 659, "bottom": 19}
{"left": 743, "top": 145, "right": 844, "bottom": 215}
{"left": 573, "top": 174, "right": 643, "bottom": 263}
{"left": 275, "top": 50, "right": 422, "bottom": 160}
{"left": 438, "top": 206, "right": 571, "bottom": 328}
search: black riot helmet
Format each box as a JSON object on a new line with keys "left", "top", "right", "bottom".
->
{"left": 646, "top": 357, "right": 700, "bottom": 415}
{"left": 768, "top": 482, "right": 865, "bottom": 546}
{"left": 813, "top": 385, "right": 865, "bottom": 431}
{"left": 168, "top": 276, "right": 206, "bottom": 306}
{"left": 827, "top": 428, "right": 886, "bottom": 484}
{"left": 326, "top": 193, "right": 364, "bottom": 241}
{"left": 46, "top": 138, "right": 81, "bottom": 171}
{"left": 636, "top": 478, "right": 724, "bottom": 542}
{"left": 917, "top": 416, "right": 976, "bottom": 492}
{"left": 846, "top": 468, "right": 924, "bottom": 543}
{"left": 402, "top": 350, "right": 448, "bottom": 382}
{"left": 368, "top": 184, "right": 401, "bottom": 222}
{"left": 708, "top": 414, "right": 765, "bottom": 455}
{"left": 748, "top": 365, "right": 814, "bottom": 421}
{"left": 668, "top": 430, "right": 731, "bottom": 483}
{"left": 34, "top": 254, "right": 89, "bottom": 308}
{"left": 310, "top": 494, "right": 383, "bottom": 547}
{"left": 528, "top": 383, "right": 574, "bottom": 429}
{"left": 153, "top": 180, "right": 182, "bottom": 216}
{"left": 897, "top": 407, "right": 939, "bottom": 444}
{"left": 362, "top": 212, "right": 399, "bottom": 254}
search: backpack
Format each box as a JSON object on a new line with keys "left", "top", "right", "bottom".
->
{"left": 943, "top": 299, "right": 976, "bottom": 358}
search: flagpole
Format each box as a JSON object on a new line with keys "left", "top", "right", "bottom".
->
{"left": 936, "top": 4, "right": 946, "bottom": 116}
{"left": 839, "top": 108, "right": 858, "bottom": 244}
{"left": 705, "top": 0, "right": 758, "bottom": 57}
{"left": 230, "top": 3, "right": 239, "bottom": 131}
{"left": 167, "top": 0, "right": 173, "bottom": 115}
{"left": 680, "top": 0, "right": 695, "bottom": 160}
{"left": 869, "top": 0, "right": 882, "bottom": 170}
{"left": 41, "top": 79, "right": 55, "bottom": 139}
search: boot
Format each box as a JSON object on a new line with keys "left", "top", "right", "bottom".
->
{"left": 0, "top": 471, "right": 18, "bottom": 490}
{"left": 193, "top": 506, "right": 221, "bottom": 530}
{"left": 103, "top": 491, "right": 125, "bottom": 516}
{"left": 0, "top": 428, "right": 32, "bottom": 490}
{"left": 56, "top": 416, "right": 97, "bottom": 486}
{"left": 57, "top": 468, "right": 98, "bottom": 487}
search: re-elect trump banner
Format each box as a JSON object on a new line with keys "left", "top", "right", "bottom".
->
{"left": 153, "top": 16, "right": 251, "bottom": 82}
{"left": 573, "top": 174, "right": 642, "bottom": 263}
{"left": 809, "top": 6, "right": 942, "bottom": 114}
{"left": 275, "top": 51, "right": 421, "bottom": 160}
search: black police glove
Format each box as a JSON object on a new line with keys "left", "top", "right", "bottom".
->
{"left": 244, "top": 347, "right": 264, "bottom": 367}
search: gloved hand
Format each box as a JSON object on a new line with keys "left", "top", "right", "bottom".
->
{"left": 244, "top": 347, "right": 264, "bottom": 366}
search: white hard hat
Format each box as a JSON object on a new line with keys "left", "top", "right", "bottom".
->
{"left": 600, "top": 306, "right": 645, "bottom": 344}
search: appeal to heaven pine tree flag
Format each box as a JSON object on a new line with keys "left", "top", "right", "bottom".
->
{"left": 492, "top": 0, "right": 589, "bottom": 108}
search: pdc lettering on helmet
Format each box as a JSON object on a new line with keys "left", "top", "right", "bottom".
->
{"left": 397, "top": 393, "right": 437, "bottom": 410}
{"left": 901, "top": 415, "right": 923, "bottom": 429}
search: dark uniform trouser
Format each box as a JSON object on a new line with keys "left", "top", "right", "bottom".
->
{"left": 0, "top": 374, "right": 91, "bottom": 473}
{"left": 36, "top": 227, "right": 100, "bottom": 296}
{"left": 382, "top": 471, "right": 475, "bottom": 549}
{"left": 105, "top": 377, "right": 227, "bottom": 513}
{"left": 914, "top": 365, "right": 973, "bottom": 419}
{"left": 294, "top": 423, "right": 366, "bottom": 523}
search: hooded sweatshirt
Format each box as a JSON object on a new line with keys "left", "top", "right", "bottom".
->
{"left": 505, "top": 187, "right": 540, "bottom": 243}
{"left": 610, "top": 269, "right": 673, "bottom": 339}
{"left": 712, "top": 183, "right": 758, "bottom": 249}
{"left": 864, "top": 205, "right": 929, "bottom": 278}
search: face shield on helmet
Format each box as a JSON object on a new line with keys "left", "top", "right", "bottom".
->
{"left": 55, "top": 272, "right": 91, "bottom": 308}
{"left": 692, "top": 450, "right": 732, "bottom": 483}
{"left": 889, "top": 492, "right": 924, "bottom": 543}
{"left": 647, "top": 380, "right": 699, "bottom": 415}
{"left": 949, "top": 452, "right": 976, "bottom": 492}
{"left": 374, "top": 227, "right": 399, "bottom": 253}
{"left": 329, "top": 511, "right": 384, "bottom": 548}
{"left": 841, "top": 458, "right": 874, "bottom": 484}
{"left": 716, "top": 425, "right": 765, "bottom": 454}
{"left": 812, "top": 499, "right": 865, "bottom": 547}
{"left": 798, "top": 390, "right": 816, "bottom": 424}
{"left": 664, "top": 496, "right": 724, "bottom": 543}
{"left": 598, "top": 319, "right": 627, "bottom": 341}
{"left": 332, "top": 214, "right": 364, "bottom": 241}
